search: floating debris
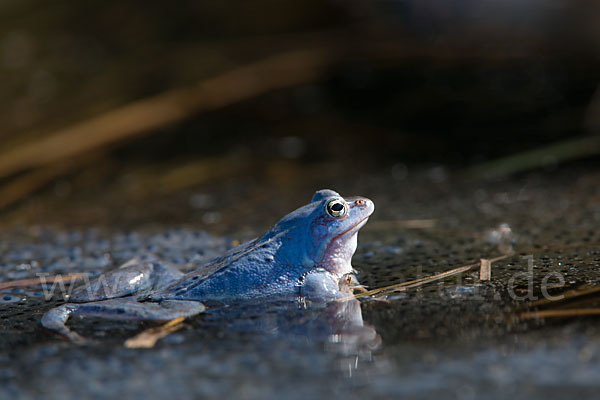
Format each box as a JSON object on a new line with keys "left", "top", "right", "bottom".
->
{"left": 124, "top": 317, "right": 186, "bottom": 348}
{"left": 0, "top": 273, "right": 85, "bottom": 290}
{"left": 479, "top": 258, "right": 492, "bottom": 281}
{"left": 344, "top": 255, "right": 508, "bottom": 301}
{"left": 520, "top": 308, "right": 600, "bottom": 320}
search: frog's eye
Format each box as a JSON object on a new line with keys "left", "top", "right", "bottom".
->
{"left": 325, "top": 198, "right": 348, "bottom": 218}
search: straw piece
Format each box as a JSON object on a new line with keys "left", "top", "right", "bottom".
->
{"left": 0, "top": 48, "right": 334, "bottom": 180}
{"left": 466, "top": 135, "right": 600, "bottom": 178}
{"left": 342, "top": 255, "right": 508, "bottom": 301}
{"left": 479, "top": 258, "right": 492, "bottom": 281}
{"left": 526, "top": 285, "right": 600, "bottom": 308}
{"left": 124, "top": 317, "right": 186, "bottom": 348}
{"left": 520, "top": 308, "right": 600, "bottom": 319}
{"left": 0, "top": 273, "right": 85, "bottom": 290}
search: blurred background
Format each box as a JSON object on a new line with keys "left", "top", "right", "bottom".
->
{"left": 0, "top": 0, "right": 598, "bottom": 230}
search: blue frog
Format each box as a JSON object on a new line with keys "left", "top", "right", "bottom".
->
{"left": 41, "top": 189, "right": 374, "bottom": 342}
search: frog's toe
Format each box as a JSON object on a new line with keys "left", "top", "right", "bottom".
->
{"left": 41, "top": 304, "right": 87, "bottom": 344}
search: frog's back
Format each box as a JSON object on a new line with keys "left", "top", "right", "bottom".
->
{"left": 150, "top": 235, "right": 301, "bottom": 302}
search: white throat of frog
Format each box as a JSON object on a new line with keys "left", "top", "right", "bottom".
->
{"left": 315, "top": 230, "right": 358, "bottom": 277}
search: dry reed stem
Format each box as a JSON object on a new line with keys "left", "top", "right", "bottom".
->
{"left": 520, "top": 309, "right": 600, "bottom": 319}
{"left": 479, "top": 258, "right": 492, "bottom": 281}
{"left": 340, "top": 255, "right": 508, "bottom": 301}
{"left": 0, "top": 48, "right": 334, "bottom": 180}
{"left": 0, "top": 273, "right": 85, "bottom": 290}
{"left": 124, "top": 317, "right": 187, "bottom": 348}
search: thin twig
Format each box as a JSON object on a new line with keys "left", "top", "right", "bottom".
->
{"left": 0, "top": 152, "right": 104, "bottom": 212}
{"left": 479, "top": 258, "right": 492, "bottom": 281}
{"left": 340, "top": 255, "right": 508, "bottom": 301}
{"left": 124, "top": 317, "right": 186, "bottom": 348}
{"left": 0, "top": 273, "right": 85, "bottom": 290}
{"left": 520, "top": 308, "right": 600, "bottom": 319}
{"left": 0, "top": 163, "right": 72, "bottom": 211}
{"left": 525, "top": 285, "right": 600, "bottom": 309}
{"left": 466, "top": 135, "right": 600, "bottom": 178}
{"left": 0, "top": 48, "right": 336, "bottom": 180}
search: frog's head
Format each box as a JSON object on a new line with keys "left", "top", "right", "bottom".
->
{"left": 264, "top": 189, "right": 374, "bottom": 277}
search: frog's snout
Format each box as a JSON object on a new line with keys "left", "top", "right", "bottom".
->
{"left": 350, "top": 197, "right": 375, "bottom": 216}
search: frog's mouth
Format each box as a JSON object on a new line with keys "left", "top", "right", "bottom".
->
{"left": 335, "top": 216, "right": 369, "bottom": 239}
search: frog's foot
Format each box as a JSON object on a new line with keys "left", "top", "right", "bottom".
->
{"left": 41, "top": 298, "right": 205, "bottom": 344}
{"left": 341, "top": 273, "right": 368, "bottom": 294}
{"left": 40, "top": 305, "right": 89, "bottom": 344}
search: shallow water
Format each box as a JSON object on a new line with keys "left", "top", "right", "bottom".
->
{"left": 2, "top": 168, "right": 600, "bottom": 399}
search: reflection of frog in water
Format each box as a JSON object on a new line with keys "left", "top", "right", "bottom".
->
{"left": 206, "top": 294, "right": 381, "bottom": 368}
{"left": 42, "top": 189, "right": 375, "bottom": 343}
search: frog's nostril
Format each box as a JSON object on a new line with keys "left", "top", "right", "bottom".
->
{"left": 355, "top": 199, "right": 366, "bottom": 207}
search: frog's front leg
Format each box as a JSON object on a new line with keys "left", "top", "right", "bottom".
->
{"left": 300, "top": 269, "right": 351, "bottom": 300}
{"left": 70, "top": 258, "right": 184, "bottom": 302}
{"left": 41, "top": 297, "right": 205, "bottom": 343}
